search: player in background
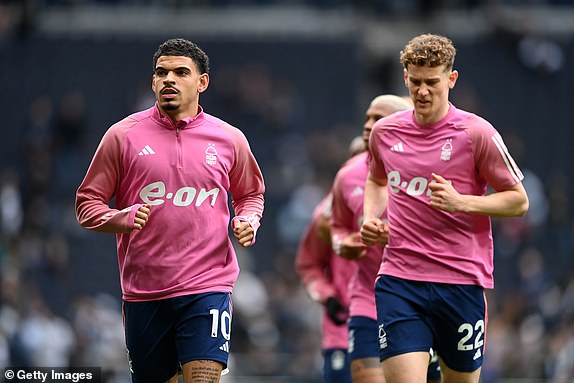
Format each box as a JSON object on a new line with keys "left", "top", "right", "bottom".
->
{"left": 360, "top": 33, "right": 529, "bottom": 383}
{"left": 332, "top": 95, "right": 440, "bottom": 383}
{"left": 76, "top": 38, "right": 265, "bottom": 383}
{"left": 295, "top": 136, "right": 367, "bottom": 383}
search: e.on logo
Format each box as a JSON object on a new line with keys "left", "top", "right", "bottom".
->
{"left": 139, "top": 181, "right": 221, "bottom": 207}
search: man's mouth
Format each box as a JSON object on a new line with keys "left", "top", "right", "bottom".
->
{"left": 161, "top": 88, "right": 178, "bottom": 95}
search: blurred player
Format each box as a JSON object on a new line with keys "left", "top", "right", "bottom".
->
{"left": 295, "top": 136, "right": 368, "bottom": 383}
{"left": 76, "top": 38, "right": 265, "bottom": 383}
{"left": 361, "top": 33, "right": 528, "bottom": 383}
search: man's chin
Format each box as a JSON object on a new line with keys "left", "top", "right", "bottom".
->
{"left": 160, "top": 102, "right": 180, "bottom": 111}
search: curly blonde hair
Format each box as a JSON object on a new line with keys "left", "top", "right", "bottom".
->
{"left": 400, "top": 34, "right": 456, "bottom": 70}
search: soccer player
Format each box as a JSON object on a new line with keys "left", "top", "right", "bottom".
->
{"left": 360, "top": 33, "right": 529, "bottom": 383}
{"left": 331, "top": 95, "right": 418, "bottom": 383}
{"left": 75, "top": 38, "right": 265, "bottom": 383}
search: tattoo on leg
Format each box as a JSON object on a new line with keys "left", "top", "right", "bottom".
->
{"left": 189, "top": 360, "right": 221, "bottom": 383}
{"left": 351, "top": 358, "right": 384, "bottom": 383}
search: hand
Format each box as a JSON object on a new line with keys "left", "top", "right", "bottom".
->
{"left": 428, "top": 173, "right": 463, "bottom": 212}
{"left": 233, "top": 220, "right": 254, "bottom": 247}
{"left": 134, "top": 204, "right": 151, "bottom": 230}
{"left": 325, "top": 296, "right": 348, "bottom": 325}
{"left": 339, "top": 232, "right": 367, "bottom": 260}
{"left": 360, "top": 218, "right": 388, "bottom": 246}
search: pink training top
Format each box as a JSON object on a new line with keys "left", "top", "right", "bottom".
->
{"left": 76, "top": 104, "right": 265, "bottom": 301}
{"left": 331, "top": 152, "right": 383, "bottom": 320}
{"left": 295, "top": 193, "right": 356, "bottom": 350}
{"left": 369, "top": 104, "right": 524, "bottom": 289}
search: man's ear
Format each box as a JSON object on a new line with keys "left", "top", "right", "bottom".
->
{"left": 448, "top": 69, "right": 459, "bottom": 89}
{"left": 403, "top": 68, "right": 409, "bottom": 87}
{"left": 198, "top": 73, "right": 210, "bottom": 93}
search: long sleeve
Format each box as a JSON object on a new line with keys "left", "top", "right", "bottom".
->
{"left": 75, "top": 120, "right": 140, "bottom": 233}
{"left": 227, "top": 126, "right": 265, "bottom": 240}
{"left": 295, "top": 196, "right": 337, "bottom": 303}
{"left": 331, "top": 168, "right": 357, "bottom": 255}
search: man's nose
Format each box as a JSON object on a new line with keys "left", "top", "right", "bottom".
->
{"left": 418, "top": 84, "right": 429, "bottom": 96}
{"left": 163, "top": 71, "right": 176, "bottom": 83}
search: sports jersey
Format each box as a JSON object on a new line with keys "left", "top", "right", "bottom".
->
{"left": 295, "top": 194, "right": 356, "bottom": 350}
{"left": 369, "top": 103, "right": 523, "bottom": 288}
{"left": 331, "top": 152, "right": 383, "bottom": 320}
{"left": 76, "top": 104, "right": 265, "bottom": 301}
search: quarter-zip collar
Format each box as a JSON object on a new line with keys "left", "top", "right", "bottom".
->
{"left": 151, "top": 103, "right": 206, "bottom": 130}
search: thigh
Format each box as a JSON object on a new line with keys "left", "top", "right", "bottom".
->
{"left": 430, "top": 283, "right": 486, "bottom": 373}
{"left": 439, "top": 358, "right": 481, "bottom": 383}
{"left": 382, "top": 352, "right": 431, "bottom": 383}
{"left": 173, "top": 292, "right": 233, "bottom": 368}
{"left": 123, "top": 300, "right": 178, "bottom": 383}
{"left": 375, "top": 276, "right": 434, "bottom": 360}
{"left": 323, "top": 349, "right": 352, "bottom": 383}
{"left": 181, "top": 359, "right": 223, "bottom": 383}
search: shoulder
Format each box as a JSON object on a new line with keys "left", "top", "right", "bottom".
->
{"left": 372, "top": 109, "right": 412, "bottom": 134}
{"left": 451, "top": 107, "right": 496, "bottom": 137}
{"left": 203, "top": 112, "right": 249, "bottom": 143}
{"left": 333, "top": 152, "right": 367, "bottom": 187}
{"left": 106, "top": 107, "right": 154, "bottom": 136}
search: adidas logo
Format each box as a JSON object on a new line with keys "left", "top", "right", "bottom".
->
{"left": 390, "top": 142, "right": 404, "bottom": 152}
{"left": 219, "top": 341, "right": 230, "bottom": 353}
{"left": 138, "top": 145, "right": 155, "bottom": 156}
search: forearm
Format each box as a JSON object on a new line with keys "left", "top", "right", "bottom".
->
{"left": 76, "top": 197, "right": 140, "bottom": 232}
{"left": 363, "top": 173, "right": 388, "bottom": 220}
{"left": 459, "top": 186, "right": 529, "bottom": 217}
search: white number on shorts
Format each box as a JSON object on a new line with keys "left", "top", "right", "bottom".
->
{"left": 209, "top": 309, "right": 232, "bottom": 340}
{"left": 457, "top": 320, "right": 485, "bottom": 351}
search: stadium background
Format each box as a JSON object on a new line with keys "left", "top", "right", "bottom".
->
{"left": 0, "top": 1, "right": 573, "bottom": 382}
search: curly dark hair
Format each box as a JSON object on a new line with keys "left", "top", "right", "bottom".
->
{"left": 152, "top": 38, "right": 210, "bottom": 74}
{"left": 400, "top": 34, "right": 456, "bottom": 70}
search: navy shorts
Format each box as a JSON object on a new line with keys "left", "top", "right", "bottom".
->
{"left": 348, "top": 316, "right": 379, "bottom": 360}
{"left": 375, "top": 275, "right": 486, "bottom": 372}
{"left": 123, "top": 292, "right": 232, "bottom": 383}
{"left": 323, "top": 348, "right": 352, "bottom": 383}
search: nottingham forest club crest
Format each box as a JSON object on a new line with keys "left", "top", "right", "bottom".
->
{"left": 440, "top": 138, "right": 453, "bottom": 161}
{"left": 205, "top": 143, "right": 218, "bottom": 166}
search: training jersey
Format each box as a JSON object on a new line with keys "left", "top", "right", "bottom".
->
{"left": 76, "top": 104, "right": 265, "bottom": 301}
{"left": 331, "top": 152, "right": 383, "bottom": 320}
{"left": 296, "top": 193, "right": 356, "bottom": 350}
{"left": 369, "top": 103, "right": 524, "bottom": 288}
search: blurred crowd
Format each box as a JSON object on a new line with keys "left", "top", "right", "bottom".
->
{"left": 0, "top": 3, "right": 574, "bottom": 383}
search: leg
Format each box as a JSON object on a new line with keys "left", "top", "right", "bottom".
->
{"left": 350, "top": 357, "right": 385, "bottom": 383}
{"left": 323, "top": 349, "right": 352, "bottom": 383}
{"left": 348, "top": 317, "right": 385, "bottom": 383}
{"left": 439, "top": 359, "right": 481, "bottom": 383}
{"left": 381, "top": 352, "right": 429, "bottom": 383}
{"left": 173, "top": 293, "right": 231, "bottom": 383}
{"left": 181, "top": 360, "right": 224, "bottom": 383}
